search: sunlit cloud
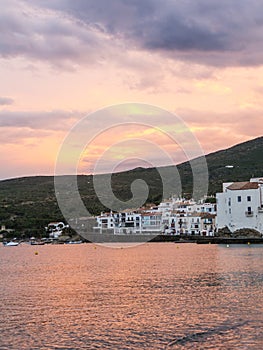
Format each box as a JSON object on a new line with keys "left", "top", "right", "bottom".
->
{"left": 0, "top": 1, "right": 262, "bottom": 179}
{"left": 0, "top": 110, "right": 82, "bottom": 131}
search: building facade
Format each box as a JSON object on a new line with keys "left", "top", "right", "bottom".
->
{"left": 216, "top": 177, "right": 263, "bottom": 234}
{"left": 94, "top": 197, "right": 216, "bottom": 236}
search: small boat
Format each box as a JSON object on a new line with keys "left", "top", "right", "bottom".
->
{"left": 30, "top": 241, "right": 45, "bottom": 245}
{"left": 4, "top": 241, "right": 20, "bottom": 246}
{"left": 67, "top": 240, "right": 83, "bottom": 244}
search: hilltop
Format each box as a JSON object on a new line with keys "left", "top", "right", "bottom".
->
{"left": 0, "top": 136, "right": 262, "bottom": 236}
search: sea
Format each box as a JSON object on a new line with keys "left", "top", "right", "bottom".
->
{"left": 0, "top": 242, "right": 262, "bottom": 349}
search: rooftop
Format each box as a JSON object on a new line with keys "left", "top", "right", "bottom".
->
{"left": 227, "top": 182, "right": 259, "bottom": 191}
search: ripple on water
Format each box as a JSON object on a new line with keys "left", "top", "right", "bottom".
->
{"left": 0, "top": 243, "right": 262, "bottom": 349}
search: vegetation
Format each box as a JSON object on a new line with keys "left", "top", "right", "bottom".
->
{"left": 0, "top": 136, "right": 262, "bottom": 237}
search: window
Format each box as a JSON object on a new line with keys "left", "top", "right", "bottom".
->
{"left": 237, "top": 196, "right": 242, "bottom": 202}
{"left": 247, "top": 207, "right": 252, "bottom": 213}
{"left": 229, "top": 208, "right": 231, "bottom": 214}
{"left": 247, "top": 196, "right": 251, "bottom": 202}
{"left": 228, "top": 198, "right": 231, "bottom": 206}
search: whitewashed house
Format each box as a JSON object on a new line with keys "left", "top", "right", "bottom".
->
{"left": 141, "top": 212, "right": 162, "bottom": 233}
{"left": 95, "top": 211, "right": 143, "bottom": 234}
{"left": 93, "top": 196, "right": 217, "bottom": 236}
{"left": 216, "top": 177, "right": 263, "bottom": 234}
{"left": 95, "top": 213, "right": 115, "bottom": 230}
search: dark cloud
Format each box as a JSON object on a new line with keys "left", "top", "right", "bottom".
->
{"left": 36, "top": 0, "right": 263, "bottom": 66}
{"left": 143, "top": 18, "right": 228, "bottom": 52}
{"left": 0, "top": 97, "right": 14, "bottom": 105}
{"left": 0, "top": 0, "right": 110, "bottom": 68}
{"left": 1, "top": 0, "right": 263, "bottom": 67}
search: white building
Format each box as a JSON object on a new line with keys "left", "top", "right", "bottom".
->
{"left": 95, "top": 213, "right": 115, "bottom": 230}
{"left": 216, "top": 177, "right": 263, "bottom": 234}
{"left": 94, "top": 197, "right": 217, "bottom": 236}
{"left": 95, "top": 211, "right": 143, "bottom": 234}
{"left": 141, "top": 212, "right": 162, "bottom": 233}
{"left": 162, "top": 211, "right": 215, "bottom": 236}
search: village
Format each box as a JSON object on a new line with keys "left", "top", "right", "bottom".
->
{"left": 2, "top": 176, "right": 263, "bottom": 243}
{"left": 93, "top": 197, "right": 216, "bottom": 236}
{"left": 90, "top": 176, "right": 263, "bottom": 237}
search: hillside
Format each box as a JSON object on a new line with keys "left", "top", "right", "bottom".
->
{"left": 0, "top": 136, "right": 262, "bottom": 236}
{"left": 181, "top": 136, "right": 263, "bottom": 194}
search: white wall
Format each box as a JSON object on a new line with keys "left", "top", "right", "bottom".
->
{"left": 217, "top": 186, "right": 263, "bottom": 233}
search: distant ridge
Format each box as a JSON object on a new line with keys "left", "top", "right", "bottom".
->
{"left": 0, "top": 136, "right": 262, "bottom": 234}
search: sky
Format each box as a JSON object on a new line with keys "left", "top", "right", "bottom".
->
{"left": 0, "top": 0, "right": 263, "bottom": 180}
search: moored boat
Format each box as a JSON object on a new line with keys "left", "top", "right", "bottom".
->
{"left": 3, "top": 241, "right": 20, "bottom": 246}
{"left": 30, "top": 241, "right": 45, "bottom": 245}
{"left": 67, "top": 240, "right": 83, "bottom": 244}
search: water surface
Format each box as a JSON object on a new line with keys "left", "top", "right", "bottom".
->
{"left": 0, "top": 243, "right": 262, "bottom": 349}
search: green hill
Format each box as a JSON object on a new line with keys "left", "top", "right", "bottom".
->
{"left": 0, "top": 136, "right": 262, "bottom": 237}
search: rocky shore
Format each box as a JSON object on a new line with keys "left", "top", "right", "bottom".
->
{"left": 149, "top": 235, "right": 263, "bottom": 244}
{"left": 76, "top": 231, "right": 263, "bottom": 244}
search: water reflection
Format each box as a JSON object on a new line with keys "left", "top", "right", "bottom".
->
{"left": 0, "top": 243, "right": 262, "bottom": 349}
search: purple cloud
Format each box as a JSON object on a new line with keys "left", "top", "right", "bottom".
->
{"left": 0, "top": 110, "right": 82, "bottom": 130}
{"left": 0, "top": 0, "right": 263, "bottom": 68}
{"left": 0, "top": 96, "right": 14, "bottom": 105}
{"left": 32, "top": 0, "right": 263, "bottom": 67}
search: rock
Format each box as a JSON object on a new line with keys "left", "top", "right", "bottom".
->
{"left": 233, "top": 228, "right": 261, "bottom": 238}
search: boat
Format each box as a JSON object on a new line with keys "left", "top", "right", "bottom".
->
{"left": 4, "top": 241, "right": 20, "bottom": 246}
{"left": 67, "top": 240, "right": 83, "bottom": 244}
{"left": 30, "top": 241, "right": 45, "bottom": 245}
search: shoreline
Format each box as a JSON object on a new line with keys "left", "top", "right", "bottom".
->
{"left": 3, "top": 235, "right": 263, "bottom": 246}
{"left": 150, "top": 235, "right": 263, "bottom": 244}
{"left": 78, "top": 232, "right": 263, "bottom": 244}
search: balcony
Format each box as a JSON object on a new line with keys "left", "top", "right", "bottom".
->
{"left": 245, "top": 211, "right": 254, "bottom": 217}
{"left": 258, "top": 206, "right": 263, "bottom": 213}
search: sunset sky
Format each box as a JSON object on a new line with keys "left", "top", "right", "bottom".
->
{"left": 0, "top": 0, "right": 263, "bottom": 180}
